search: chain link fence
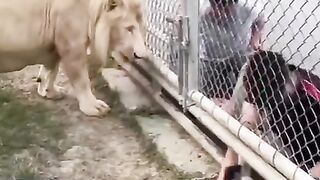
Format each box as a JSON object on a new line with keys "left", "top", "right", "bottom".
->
{"left": 198, "top": 0, "right": 264, "bottom": 100}
{"left": 145, "top": 0, "right": 181, "bottom": 74}
{"left": 144, "top": 0, "right": 320, "bottom": 178}
{"left": 197, "top": 0, "right": 320, "bottom": 177}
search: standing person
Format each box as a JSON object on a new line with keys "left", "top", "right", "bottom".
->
{"left": 199, "top": 0, "right": 266, "bottom": 101}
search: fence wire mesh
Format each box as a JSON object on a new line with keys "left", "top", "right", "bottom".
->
{"left": 145, "top": 0, "right": 181, "bottom": 74}
{"left": 198, "top": 0, "right": 320, "bottom": 175}
{"left": 143, "top": 0, "right": 320, "bottom": 177}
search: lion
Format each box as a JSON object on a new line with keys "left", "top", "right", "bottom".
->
{"left": 0, "top": 0, "right": 148, "bottom": 116}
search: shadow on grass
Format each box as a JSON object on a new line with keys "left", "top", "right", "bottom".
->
{"left": 0, "top": 90, "right": 66, "bottom": 180}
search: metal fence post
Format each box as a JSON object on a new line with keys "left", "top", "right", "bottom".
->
{"left": 166, "top": 17, "right": 184, "bottom": 96}
{"left": 182, "top": 0, "right": 199, "bottom": 111}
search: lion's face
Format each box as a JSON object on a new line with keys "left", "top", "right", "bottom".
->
{"left": 106, "top": 2, "right": 149, "bottom": 61}
{"left": 112, "top": 16, "right": 148, "bottom": 60}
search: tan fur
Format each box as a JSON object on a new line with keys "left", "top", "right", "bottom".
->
{"left": 0, "top": 0, "right": 148, "bottom": 116}
{"left": 88, "top": 0, "right": 149, "bottom": 92}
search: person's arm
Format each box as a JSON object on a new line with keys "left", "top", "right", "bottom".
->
{"left": 250, "top": 14, "right": 266, "bottom": 50}
{"left": 310, "top": 162, "right": 320, "bottom": 179}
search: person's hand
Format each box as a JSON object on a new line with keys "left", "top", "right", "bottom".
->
{"left": 310, "top": 162, "right": 320, "bottom": 178}
{"left": 251, "top": 37, "right": 263, "bottom": 51}
{"left": 250, "top": 28, "right": 264, "bottom": 51}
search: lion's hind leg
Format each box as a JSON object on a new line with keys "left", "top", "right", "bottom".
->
{"left": 37, "top": 63, "right": 65, "bottom": 100}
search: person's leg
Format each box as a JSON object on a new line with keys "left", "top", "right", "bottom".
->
{"left": 217, "top": 148, "right": 240, "bottom": 180}
{"left": 218, "top": 101, "right": 259, "bottom": 180}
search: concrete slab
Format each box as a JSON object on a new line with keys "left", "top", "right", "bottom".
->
{"left": 102, "top": 68, "right": 219, "bottom": 178}
{"left": 136, "top": 115, "right": 219, "bottom": 177}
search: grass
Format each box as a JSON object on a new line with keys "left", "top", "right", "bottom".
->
{"left": 10, "top": 166, "right": 41, "bottom": 180}
{"left": 0, "top": 89, "right": 66, "bottom": 179}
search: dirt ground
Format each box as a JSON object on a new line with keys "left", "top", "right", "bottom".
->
{"left": 0, "top": 65, "right": 181, "bottom": 180}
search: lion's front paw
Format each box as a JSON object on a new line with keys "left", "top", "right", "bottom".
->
{"left": 79, "top": 99, "right": 111, "bottom": 117}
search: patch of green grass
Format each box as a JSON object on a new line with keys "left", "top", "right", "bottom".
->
{"left": 0, "top": 91, "right": 64, "bottom": 156}
{"left": 12, "top": 167, "right": 41, "bottom": 180}
{"left": 0, "top": 90, "right": 66, "bottom": 179}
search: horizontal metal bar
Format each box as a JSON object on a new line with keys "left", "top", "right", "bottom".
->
{"left": 112, "top": 51, "right": 289, "bottom": 180}
{"left": 188, "top": 90, "right": 315, "bottom": 180}
{"left": 112, "top": 51, "right": 224, "bottom": 165}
